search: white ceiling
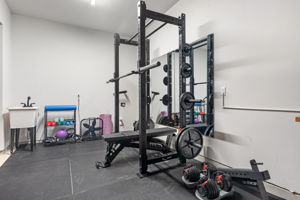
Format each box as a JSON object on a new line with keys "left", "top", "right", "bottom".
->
{"left": 6, "top": 0, "right": 179, "bottom": 36}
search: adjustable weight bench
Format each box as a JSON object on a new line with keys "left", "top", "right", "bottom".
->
{"left": 96, "top": 127, "right": 185, "bottom": 168}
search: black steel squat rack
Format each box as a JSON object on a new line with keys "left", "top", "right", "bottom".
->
{"left": 99, "top": 1, "right": 189, "bottom": 177}
{"left": 185, "top": 34, "right": 215, "bottom": 136}
{"left": 113, "top": 33, "right": 152, "bottom": 133}
{"left": 136, "top": 1, "right": 188, "bottom": 176}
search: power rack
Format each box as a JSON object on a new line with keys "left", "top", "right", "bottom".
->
{"left": 137, "top": 1, "right": 188, "bottom": 176}
{"left": 186, "top": 34, "right": 215, "bottom": 136}
{"left": 96, "top": 2, "right": 189, "bottom": 174}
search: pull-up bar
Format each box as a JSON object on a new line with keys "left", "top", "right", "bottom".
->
{"left": 107, "top": 61, "right": 161, "bottom": 83}
{"left": 146, "top": 22, "right": 167, "bottom": 39}
{"left": 128, "top": 19, "right": 155, "bottom": 42}
{"left": 128, "top": 12, "right": 175, "bottom": 42}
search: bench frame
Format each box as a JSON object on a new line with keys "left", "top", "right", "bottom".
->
{"left": 97, "top": 128, "right": 186, "bottom": 169}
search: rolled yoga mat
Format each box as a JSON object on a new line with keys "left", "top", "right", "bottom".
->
{"left": 100, "top": 114, "right": 113, "bottom": 134}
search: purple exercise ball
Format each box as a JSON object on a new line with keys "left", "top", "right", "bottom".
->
{"left": 194, "top": 118, "right": 201, "bottom": 124}
{"left": 55, "top": 129, "right": 68, "bottom": 138}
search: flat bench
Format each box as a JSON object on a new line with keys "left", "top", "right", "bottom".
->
{"left": 103, "top": 127, "right": 176, "bottom": 142}
{"left": 97, "top": 127, "right": 183, "bottom": 168}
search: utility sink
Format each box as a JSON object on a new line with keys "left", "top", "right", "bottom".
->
{"left": 8, "top": 107, "right": 38, "bottom": 129}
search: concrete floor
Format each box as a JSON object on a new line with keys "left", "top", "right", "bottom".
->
{"left": 0, "top": 140, "right": 285, "bottom": 200}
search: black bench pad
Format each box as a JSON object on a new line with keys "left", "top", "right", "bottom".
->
{"left": 103, "top": 127, "right": 176, "bottom": 143}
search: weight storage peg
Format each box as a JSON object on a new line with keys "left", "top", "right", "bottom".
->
{"left": 163, "top": 64, "right": 168, "bottom": 72}
{"left": 181, "top": 63, "right": 193, "bottom": 78}
{"left": 183, "top": 43, "right": 192, "bottom": 57}
{"left": 161, "top": 94, "right": 171, "bottom": 106}
{"left": 163, "top": 76, "right": 168, "bottom": 85}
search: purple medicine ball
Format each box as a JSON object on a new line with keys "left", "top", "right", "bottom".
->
{"left": 55, "top": 129, "right": 68, "bottom": 138}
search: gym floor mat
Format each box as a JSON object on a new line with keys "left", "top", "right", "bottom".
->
{"left": 0, "top": 140, "right": 284, "bottom": 200}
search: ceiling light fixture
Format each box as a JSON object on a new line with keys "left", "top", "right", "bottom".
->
{"left": 90, "top": 0, "right": 96, "bottom": 7}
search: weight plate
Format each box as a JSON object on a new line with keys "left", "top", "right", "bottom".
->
{"left": 180, "top": 92, "right": 195, "bottom": 110}
{"left": 183, "top": 44, "right": 192, "bottom": 57}
{"left": 163, "top": 64, "right": 168, "bottom": 72}
{"left": 176, "top": 127, "right": 203, "bottom": 159}
{"left": 163, "top": 76, "right": 168, "bottom": 86}
{"left": 181, "top": 63, "right": 192, "bottom": 78}
{"left": 133, "top": 119, "right": 155, "bottom": 131}
{"left": 162, "top": 95, "right": 171, "bottom": 106}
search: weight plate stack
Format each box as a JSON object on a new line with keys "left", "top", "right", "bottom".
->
{"left": 196, "top": 180, "right": 220, "bottom": 199}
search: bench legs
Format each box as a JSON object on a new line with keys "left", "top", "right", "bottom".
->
{"left": 96, "top": 143, "right": 124, "bottom": 168}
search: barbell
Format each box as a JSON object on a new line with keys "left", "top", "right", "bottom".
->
{"left": 107, "top": 61, "right": 161, "bottom": 83}
{"left": 180, "top": 92, "right": 204, "bottom": 110}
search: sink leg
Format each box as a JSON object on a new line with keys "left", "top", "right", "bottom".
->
{"left": 29, "top": 128, "right": 33, "bottom": 151}
{"left": 10, "top": 129, "right": 15, "bottom": 154}
{"left": 34, "top": 127, "right": 37, "bottom": 146}
{"left": 15, "top": 129, "right": 20, "bottom": 149}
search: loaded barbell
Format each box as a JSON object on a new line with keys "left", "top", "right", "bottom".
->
{"left": 180, "top": 92, "right": 204, "bottom": 110}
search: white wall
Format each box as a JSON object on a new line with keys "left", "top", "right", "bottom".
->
{"left": 0, "top": 0, "right": 12, "bottom": 151}
{"left": 11, "top": 15, "right": 138, "bottom": 143}
{"left": 149, "top": 0, "right": 300, "bottom": 192}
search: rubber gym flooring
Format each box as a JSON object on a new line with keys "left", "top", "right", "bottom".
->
{"left": 0, "top": 140, "right": 283, "bottom": 200}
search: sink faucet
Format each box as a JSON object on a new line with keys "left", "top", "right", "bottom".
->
{"left": 21, "top": 96, "right": 36, "bottom": 107}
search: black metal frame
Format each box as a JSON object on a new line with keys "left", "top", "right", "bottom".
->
{"left": 209, "top": 160, "right": 270, "bottom": 200}
{"left": 189, "top": 49, "right": 195, "bottom": 124}
{"left": 113, "top": 33, "right": 138, "bottom": 133}
{"left": 206, "top": 34, "right": 214, "bottom": 128}
{"left": 175, "top": 34, "right": 214, "bottom": 135}
{"left": 44, "top": 109, "right": 77, "bottom": 140}
{"left": 113, "top": 33, "right": 153, "bottom": 133}
{"left": 99, "top": 1, "right": 187, "bottom": 176}
{"left": 137, "top": 1, "right": 187, "bottom": 176}
{"left": 99, "top": 136, "right": 173, "bottom": 168}
{"left": 102, "top": 26, "right": 174, "bottom": 172}
{"left": 167, "top": 52, "right": 173, "bottom": 122}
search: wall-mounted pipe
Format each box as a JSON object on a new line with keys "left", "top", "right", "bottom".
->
{"left": 222, "top": 93, "right": 300, "bottom": 113}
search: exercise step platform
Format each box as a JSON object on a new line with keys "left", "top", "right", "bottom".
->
{"left": 103, "top": 127, "right": 177, "bottom": 142}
